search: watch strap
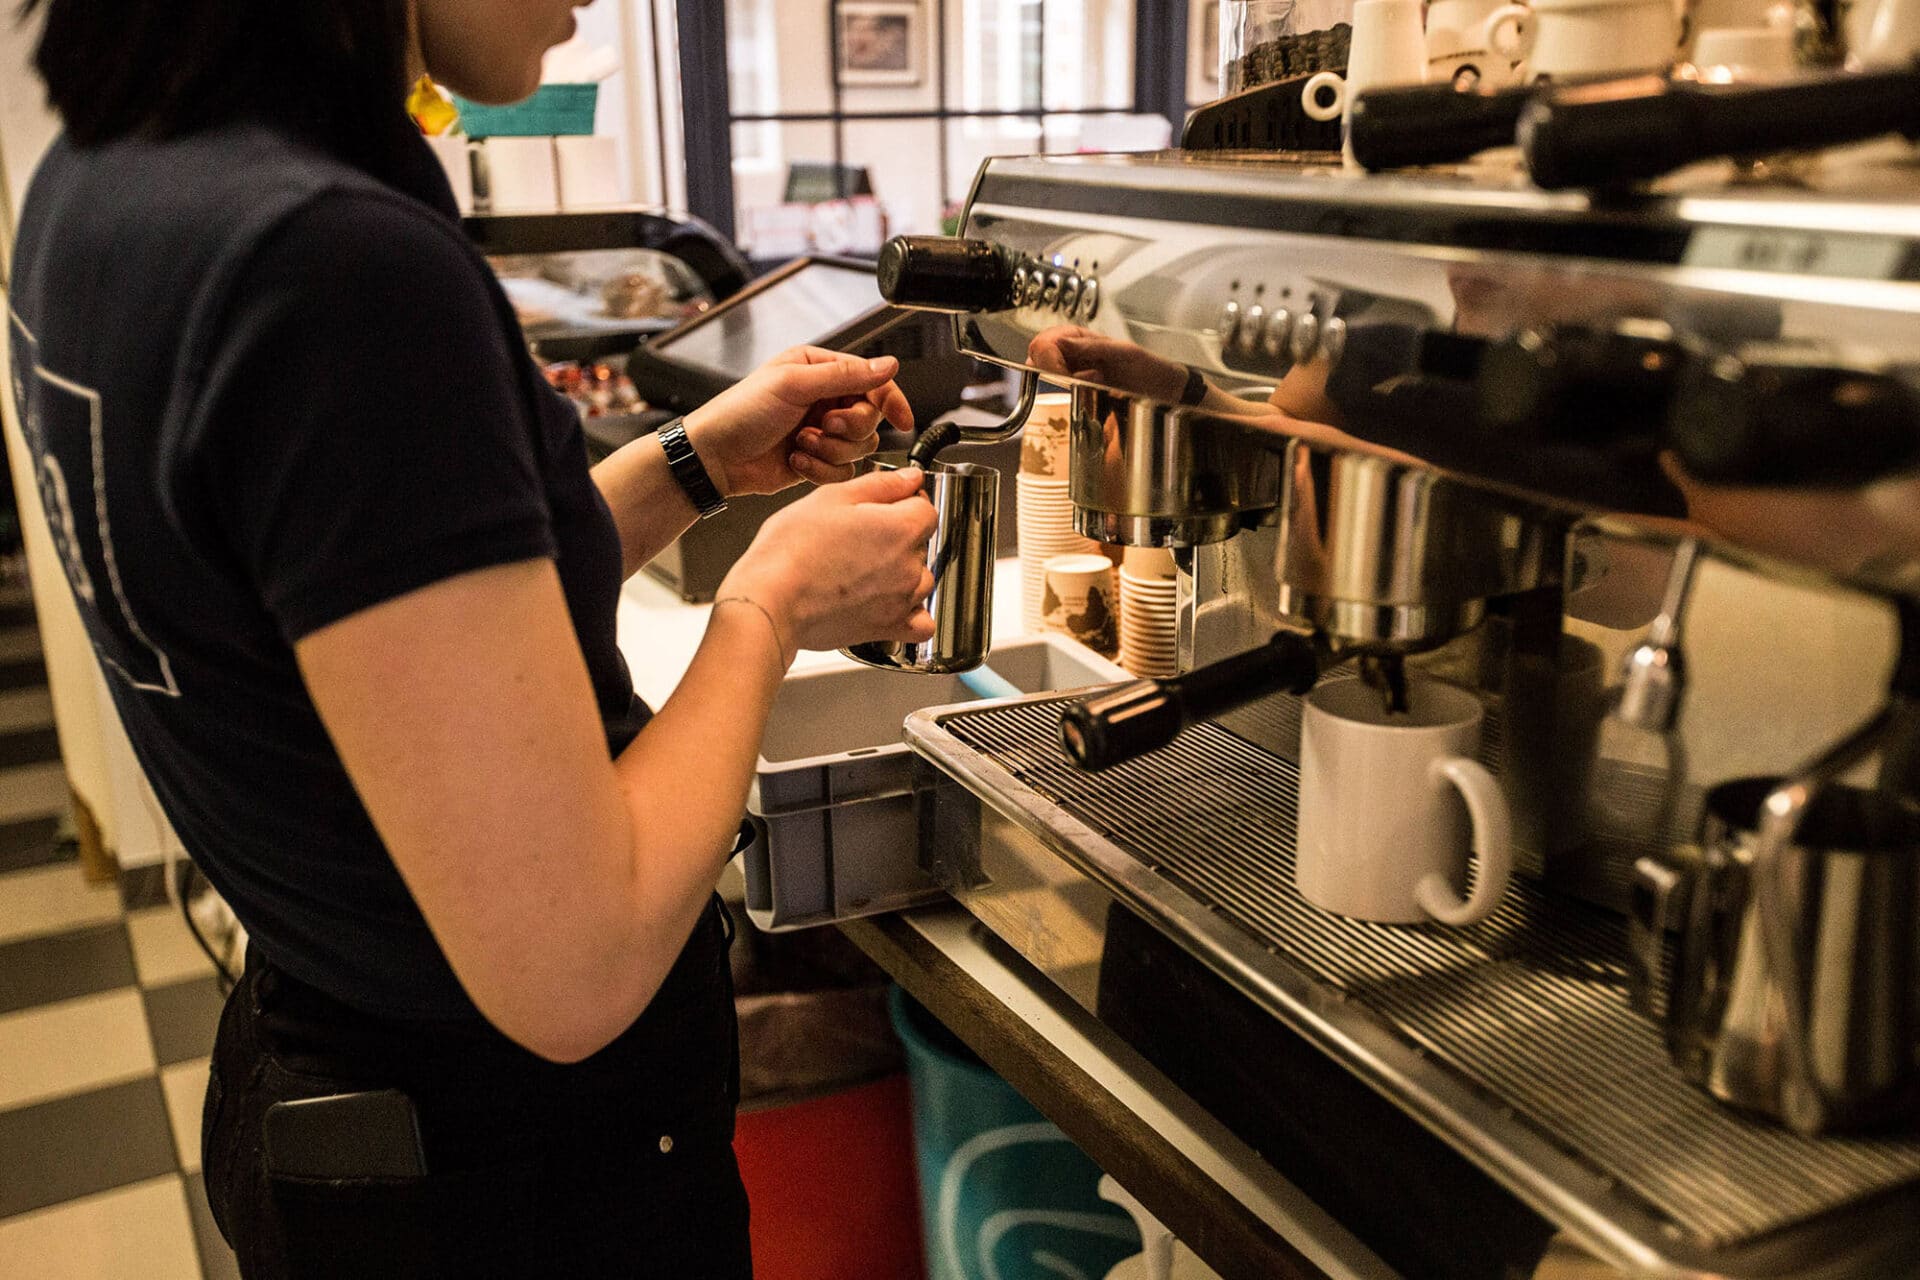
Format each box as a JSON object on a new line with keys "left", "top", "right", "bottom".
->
{"left": 658, "top": 419, "right": 728, "bottom": 519}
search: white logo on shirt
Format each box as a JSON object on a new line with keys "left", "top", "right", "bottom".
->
{"left": 8, "top": 305, "right": 181, "bottom": 698}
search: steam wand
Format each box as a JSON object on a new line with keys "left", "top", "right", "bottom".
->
{"left": 909, "top": 371, "right": 1040, "bottom": 469}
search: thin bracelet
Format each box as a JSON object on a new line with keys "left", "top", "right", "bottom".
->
{"left": 713, "top": 596, "right": 791, "bottom": 669}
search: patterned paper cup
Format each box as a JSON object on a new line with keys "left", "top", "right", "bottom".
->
{"left": 1042, "top": 553, "right": 1119, "bottom": 657}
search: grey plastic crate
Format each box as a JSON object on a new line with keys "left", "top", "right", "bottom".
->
{"left": 742, "top": 635, "right": 1126, "bottom": 931}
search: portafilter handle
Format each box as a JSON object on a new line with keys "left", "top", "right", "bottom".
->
{"left": 1062, "top": 632, "right": 1324, "bottom": 771}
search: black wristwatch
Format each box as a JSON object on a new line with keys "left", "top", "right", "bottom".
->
{"left": 657, "top": 419, "right": 728, "bottom": 519}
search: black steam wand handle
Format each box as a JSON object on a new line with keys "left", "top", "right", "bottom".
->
{"left": 1062, "top": 631, "right": 1325, "bottom": 771}
{"left": 1520, "top": 62, "right": 1920, "bottom": 190}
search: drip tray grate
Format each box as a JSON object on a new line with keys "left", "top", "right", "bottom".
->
{"left": 938, "top": 697, "right": 1920, "bottom": 1252}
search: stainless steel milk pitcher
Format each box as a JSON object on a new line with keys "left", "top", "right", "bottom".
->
{"left": 1631, "top": 749, "right": 1920, "bottom": 1134}
{"left": 842, "top": 458, "right": 999, "bottom": 676}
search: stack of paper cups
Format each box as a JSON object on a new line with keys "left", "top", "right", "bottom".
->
{"left": 1120, "top": 547, "right": 1180, "bottom": 678}
{"left": 1018, "top": 394, "right": 1098, "bottom": 633}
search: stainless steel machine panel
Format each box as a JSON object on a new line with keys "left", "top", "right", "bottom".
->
{"left": 909, "top": 694, "right": 1920, "bottom": 1279}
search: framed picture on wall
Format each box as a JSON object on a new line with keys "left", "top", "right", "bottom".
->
{"left": 837, "top": 1, "right": 924, "bottom": 87}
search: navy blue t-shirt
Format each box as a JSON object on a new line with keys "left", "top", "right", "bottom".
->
{"left": 8, "top": 120, "right": 651, "bottom": 1019}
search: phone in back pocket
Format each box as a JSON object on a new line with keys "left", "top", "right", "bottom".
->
{"left": 263, "top": 1090, "right": 427, "bottom": 1181}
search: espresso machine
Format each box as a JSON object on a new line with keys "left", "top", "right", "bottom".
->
{"left": 872, "top": 145, "right": 1920, "bottom": 1279}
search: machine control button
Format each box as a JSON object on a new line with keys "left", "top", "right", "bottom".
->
{"left": 1043, "top": 272, "right": 1064, "bottom": 308}
{"left": 1219, "top": 299, "right": 1243, "bottom": 344}
{"left": 1291, "top": 311, "right": 1322, "bottom": 363}
{"left": 1078, "top": 278, "right": 1101, "bottom": 321}
{"left": 1059, "top": 274, "right": 1083, "bottom": 315}
{"left": 1321, "top": 316, "right": 1348, "bottom": 368}
{"left": 1263, "top": 308, "right": 1294, "bottom": 359}
{"left": 1023, "top": 269, "right": 1046, "bottom": 307}
{"left": 1240, "top": 305, "right": 1266, "bottom": 355}
{"left": 1011, "top": 268, "right": 1029, "bottom": 306}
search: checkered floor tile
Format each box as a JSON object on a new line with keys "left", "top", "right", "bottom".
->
{"left": 0, "top": 852, "right": 239, "bottom": 1278}
{"left": 0, "top": 588, "right": 237, "bottom": 1278}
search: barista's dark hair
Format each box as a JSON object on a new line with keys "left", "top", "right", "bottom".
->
{"left": 19, "top": 0, "right": 411, "bottom": 150}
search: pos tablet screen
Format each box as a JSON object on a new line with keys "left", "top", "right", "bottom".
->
{"left": 650, "top": 259, "right": 886, "bottom": 385}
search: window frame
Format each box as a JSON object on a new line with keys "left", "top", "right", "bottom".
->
{"left": 677, "top": 0, "right": 1191, "bottom": 249}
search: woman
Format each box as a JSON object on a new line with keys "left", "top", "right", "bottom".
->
{"left": 9, "top": 1, "right": 937, "bottom": 1274}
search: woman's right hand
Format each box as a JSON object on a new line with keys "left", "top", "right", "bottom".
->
{"left": 721, "top": 465, "right": 940, "bottom": 662}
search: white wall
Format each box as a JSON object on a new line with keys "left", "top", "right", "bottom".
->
{"left": 0, "top": 0, "right": 58, "bottom": 261}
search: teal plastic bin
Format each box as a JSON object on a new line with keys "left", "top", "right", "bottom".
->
{"left": 454, "top": 83, "right": 598, "bottom": 137}
{"left": 890, "top": 988, "right": 1140, "bottom": 1280}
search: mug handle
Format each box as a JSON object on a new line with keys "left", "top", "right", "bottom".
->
{"left": 1485, "top": 4, "right": 1534, "bottom": 60}
{"left": 1416, "top": 757, "right": 1513, "bottom": 927}
{"left": 1301, "top": 71, "right": 1347, "bottom": 122}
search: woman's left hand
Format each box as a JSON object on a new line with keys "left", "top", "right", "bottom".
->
{"left": 682, "top": 346, "right": 915, "bottom": 497}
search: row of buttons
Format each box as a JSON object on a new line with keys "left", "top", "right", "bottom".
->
{"left": 1218, "top": 298, "right": 1347, "bottom": 368}
{"left": 1012, "top": 263, "right": 1101, "bottom": 323}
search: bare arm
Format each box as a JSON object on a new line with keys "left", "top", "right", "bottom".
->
{"left": 295, "top": 467, "right": 937, "bottom": 1062}
{"left": 590, "top": 433, "right": 701, "bottom": 580}
{"left": 592, "top": 350, "right": 914, "bottom": 579}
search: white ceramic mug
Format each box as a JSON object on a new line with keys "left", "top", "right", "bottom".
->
{"left": 1295, "top": 678, "right": 1514, "bottom": 927}
{"left": 1301, "top": 0, "right": 1428, "bottom": 123}
{"left": 1854, "top": 0, "right": 1920, "bottom": 68}
{"left": 1511, "top": 0, "right": 1682, "bottom": 80}
{"left": 1426, "top": 0, "right": 1534, "bottom": 88}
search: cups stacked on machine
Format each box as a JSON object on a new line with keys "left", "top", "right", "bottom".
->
{"left": 1119, "top": 548, "right": 1180, "bottom": 678}
{"left": 1018, "top": 394, "right": 1099, "bottom": 632}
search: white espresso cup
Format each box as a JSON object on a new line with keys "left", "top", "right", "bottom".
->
{"left": 1512, "top": 0, "right": 1682, "bottom": 81}
{"left": 1295, "top": 678, "right": 1514, "bottom": 927}
{"left": 1301, "top": 0, "right": 1428, "bottom": 123}
{"left": 1426, "top": 0, "right": 1534, "bottom": 88}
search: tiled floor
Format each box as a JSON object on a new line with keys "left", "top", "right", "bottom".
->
{"left": 0, "top": 581, "right": 239, "bottom": 1279}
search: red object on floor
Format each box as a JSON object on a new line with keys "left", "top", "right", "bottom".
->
{"left": 734, "top": 1073, "right": 927, "bottom": 1280}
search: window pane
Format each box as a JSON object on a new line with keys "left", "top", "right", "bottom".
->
{"left": 732, "top": 120, "right": 834, "bottom": 259}
{"left": 732, "top": 121, "right": 912, "bottom": 259}
{"left": 958, "top": 0, "right": 1042, "bottom": 112}
{"left": 946, "top": 117, "right": 1043, "bottom": 202}
{"left": 726, "top": 0, "right": 836, "bottom": 117}
{"left": 1046, "top": 0, "right": 1137, "bottom": 111}
{"left": 841, "top": 120, "right": 945, "bottom": 237}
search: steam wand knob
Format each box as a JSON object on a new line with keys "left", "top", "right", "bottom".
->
{"left": 1062, "top": 631, "right": 1325, "bottom": 771}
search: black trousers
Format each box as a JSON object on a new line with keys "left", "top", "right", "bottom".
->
{"left": 204, "top": 900, "right": 752, "bottom": 1279}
